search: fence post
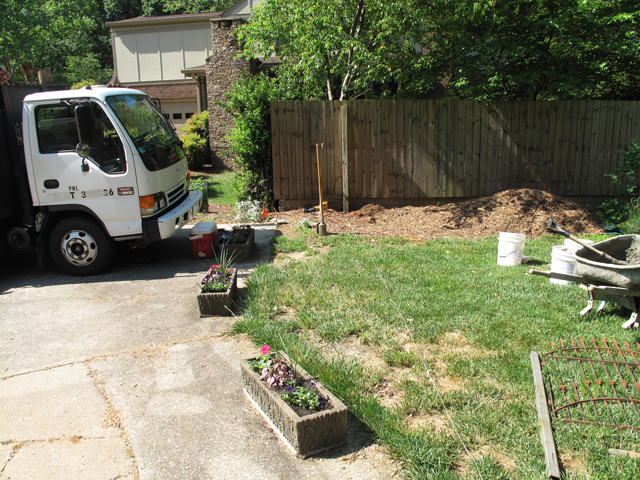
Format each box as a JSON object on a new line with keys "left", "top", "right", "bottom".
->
{"left": 341, "top": 103, "right": 349, "bottom": 212}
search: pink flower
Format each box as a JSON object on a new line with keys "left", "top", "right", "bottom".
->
{"left": 260, "top": 345, "right": 270, "bottom": 355}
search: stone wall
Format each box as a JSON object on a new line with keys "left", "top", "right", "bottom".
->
{"left": 206, "top": 19, "right": 251, "bottom": 169}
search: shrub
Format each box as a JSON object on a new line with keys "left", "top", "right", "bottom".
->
{"left": 234, "top": 200, "right": 264, "bottom": 223}
{"left": 182, "top": 112, "right": 210, "bottom": 169}
{"left": 599, "top": 141, "right": 640, "bottom": 225}
{"left": 188, "top": 177, "right": 209, "bottom": 213}
{"left": 225, "top": 74, "right": 274, "bottom": 205}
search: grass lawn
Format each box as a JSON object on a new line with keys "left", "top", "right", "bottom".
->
{"left": 191, "top": 170, "right": 237, "bottom": 206}
{"left": 233, "top": 230, "right": 640, "bottom": 479}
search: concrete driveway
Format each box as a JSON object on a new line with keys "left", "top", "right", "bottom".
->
{"left": 0, "top": 224, "right": 394, "bottom": 480}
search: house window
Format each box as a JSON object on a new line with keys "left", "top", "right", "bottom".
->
{"left": 163, "top": 114, "right": 169, "bottom": 119}
{"left": 173, "top": 113, "right": 182, "bottom": 120}
{"left": 185, "top": 113, "right": 194, "bottom": 120}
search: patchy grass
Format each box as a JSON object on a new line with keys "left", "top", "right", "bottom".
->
{"left": 234, "top": 232, "right": 640, "bottom": 479}
{"left": 192, "top": 170, "right": 236, "bottom": 206}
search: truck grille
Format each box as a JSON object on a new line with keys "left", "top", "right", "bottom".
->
{"left": 167, "top": 182, "right": 185, "bottom": 206}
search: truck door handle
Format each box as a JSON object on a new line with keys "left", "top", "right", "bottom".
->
{"left": 44, "top": 179, "right": 59, "bottom": 189}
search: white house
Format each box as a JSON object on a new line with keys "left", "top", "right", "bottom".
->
{"left": 106, "top": 11, "right": 222, "bottom": 126}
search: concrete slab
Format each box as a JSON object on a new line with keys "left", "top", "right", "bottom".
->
{"left": 0, "top": 444, "right": 13, "bottom": 472}
{"left": 90, "top": 339, "right": 393, "bottom": 480}
{"left": 0, "top": 226, "right": 264, "bottom": 378}
{"left": 0, "top": 364, "right": 120, "bottom": 441}
{"left": 0, "top": 437, "right": 134, "bottom": 480}
{"left": 0, "top": 223, "right": 396, "bottom": 479}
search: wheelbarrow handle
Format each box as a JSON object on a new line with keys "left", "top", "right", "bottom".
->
{"left": 546, "top": 220, "right": 571, "bottom": 238}
{"left": 547, "top": 219, "right": 628, "bottom": 266}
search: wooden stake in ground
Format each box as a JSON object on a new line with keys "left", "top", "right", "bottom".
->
{"left": 530, "top": 351, "right": 561, "bottom": 478}
{"left": 316, "top": 143, "right": 326, "bottom": 236}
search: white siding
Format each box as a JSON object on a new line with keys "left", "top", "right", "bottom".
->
{"left": 160, "top": 30, "right": 184, "bottom": 80}
{"left": 137, "top": 32, "right": 162, "bottom": 82}
{"left": 112, "top": 23, "right": 212, "bottom": 83}
{"left": 183, "top": 27, "right": 211, "bottom": 68}
{"left": 113, "top": 34, "right": 139, "bottom": 82}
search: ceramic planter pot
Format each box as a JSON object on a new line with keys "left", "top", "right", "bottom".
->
{"left": 220, "top": 228, "right": 255, "bottom": 261}
{"left": 241, "top": 358, "right": 347, "bottom": 457}
{"left": 197, "top": 268, "right": 237, "bottom": 317}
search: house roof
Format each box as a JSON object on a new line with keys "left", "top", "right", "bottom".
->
{"left": 222, "top": 0, "right": 262, "bottom": 19}
{"left": 181, "top": 65, "right": 207, "bottom": 77}
{"left": 106, "top": 12, "right": 223, "bottom": 29}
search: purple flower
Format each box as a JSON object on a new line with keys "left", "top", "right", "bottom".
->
{"left": 319, "top": 396, "right": 327, "bottom": 404}
{"left": 284, "top": 386, "right": 294, "bottom": 393}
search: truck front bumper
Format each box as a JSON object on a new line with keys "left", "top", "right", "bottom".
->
{"left": 142, "top": 190, "right": 202, "bottom": 243}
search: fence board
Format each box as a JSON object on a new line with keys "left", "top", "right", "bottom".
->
{"left": 454, "top": 102, "right": 467, "bottom": 197}
{"left": 575, "top": 100, "right": 588, "bottom": 196}
{"left": 389, "top": 100, "right": 398, "bottom": 197}
{"left": 473, "top": 101, "right": 483, "bottom": 196}
{"left": 540, "top": 102, "right": 562, "bottom": 192}
{"left": 372, "top": 100, "right": 381, "bottom": 198}
{"left": 367, "top": 100, "right": 375, "bottom": 199}
{"left": 271, "top": 99, "right": 640, "bottom": 204}
{"left": 426, "top": 100, "right": 436, "bottom": 197}
{"left": 494, "top": 102, "right": 505, "bottom": 193}
{"left": 271, "top": 101, "right": 282, "bottom": 200}
{"left": 380, "top": 101, "right": 390, "bottom": 198}
{"left": 558, "top": 101, "right": 570, "bottom": 196}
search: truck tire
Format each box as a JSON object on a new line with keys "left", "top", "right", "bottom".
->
{"left": 49, "top": 217, "right": 114, "bottom": 276}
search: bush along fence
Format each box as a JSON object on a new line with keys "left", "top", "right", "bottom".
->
{"left": 270, "top": 100, "right": 640, "bottom": 210}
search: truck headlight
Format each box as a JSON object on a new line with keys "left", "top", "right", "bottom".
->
{"left": 139, "top": 192, "right": 167, "bottom": 217}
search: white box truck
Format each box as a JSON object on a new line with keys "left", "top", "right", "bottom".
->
{"left": 0, "top": 84, "right": 202, "bottom": 275}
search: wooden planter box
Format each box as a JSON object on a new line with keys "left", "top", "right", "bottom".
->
{"left": 196, "top": 268, "right": 237, "bottom": 317}
{"left": 241, "top": 358, "right": 347, "bottom": 457}
{"left": 220, "top": 228, "right": 255, "bottom": 261}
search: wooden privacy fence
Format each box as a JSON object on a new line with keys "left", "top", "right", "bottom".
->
{"left": 271, "top": 100, "right": 640, "bottom": 209}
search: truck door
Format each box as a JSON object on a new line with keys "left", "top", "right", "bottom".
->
{"left": 27, "top": 101, "right": 142, "bottom": 237}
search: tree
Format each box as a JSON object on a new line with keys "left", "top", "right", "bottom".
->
{"left": 0, "top": 0, "right": 106, "bottom": 83}
{"left": 238, "top": 0, "right": 439, "bottom": 101}
{"left": 425, "top": 0, "right": 640, "bottom": 101}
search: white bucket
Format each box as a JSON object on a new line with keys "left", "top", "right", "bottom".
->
{"left": 564, "top": 238, "right": 594, "bottom": 251}
{"left": 550, "top": 245, "right": 577, "bottom": 285}
{"left": 497, "top": 232, "right": 526, "bottom": 266}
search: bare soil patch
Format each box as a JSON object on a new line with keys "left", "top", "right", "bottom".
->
{"left": 265, "top": 189, "right": 603, "bottom": 240}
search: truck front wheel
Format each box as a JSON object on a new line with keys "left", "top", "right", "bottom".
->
{"left": 49, "top": 217, "right": 114, "bottom": 276}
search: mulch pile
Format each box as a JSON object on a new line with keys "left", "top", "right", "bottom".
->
{"left": 272, "top": 188, "right": 604, "bottom": 240}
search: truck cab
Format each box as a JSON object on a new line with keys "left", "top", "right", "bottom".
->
{"left": 1, "top": 84, "right": 202, "bottom": 275}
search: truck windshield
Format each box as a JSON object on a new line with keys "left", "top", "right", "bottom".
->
{"left": 105, "top": 94, "right": 184, "bottom": 172}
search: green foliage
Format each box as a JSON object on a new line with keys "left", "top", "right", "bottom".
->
{"left": 0, "top": 0, "right": 107, "bottom": 83}
{"left": 182, "top": 112, "right": 210, "bottom": 169}
{"left": 188, "top": 177, "right": 209, "bottom": 212}
{"left": 239, "top": 0, "right": 640, "bottom": 101}
{"left": 622, "top": 197, "right": 640, "bottom": 234}
{"left": 598, "top": 198, "right": 630, "bottom": 225}
{"left": 225, "top": 74, "right": 276, "bottom": 203}
{"left": 607, "top": 141, "right": 640, "bottom": 196}
{"left": 66, "top": 54, "right": 112, "bottom": 88}
{"left": 427, "top": 0, "right": 640, "bottom": 101}
{"left": 104, "top": 0, "right": 236, "bottom": 20}
{"left": 280, "top": 384, "right": 322, "bottom": 410}
{"left": 238, "top": 0, "right": 435, "bottom": 101}
{"left": 599, "top": 141, "right": 640, "bottom": 224}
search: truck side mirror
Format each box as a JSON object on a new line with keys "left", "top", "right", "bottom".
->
{"left": 75, "top": 104, "right": 95, "bottom": 155}
{"left": 75, "top": 104, "right": 95, "bottom": 172}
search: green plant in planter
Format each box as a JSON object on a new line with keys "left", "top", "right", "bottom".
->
{"left": 198, "top": 250, "right": 236, "bottom": 292}
{"left": 228, "top": 225, "right": 252, "bottom": 244}
{"left": 248, "top": 345, "right": 328, "bottom": 411}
